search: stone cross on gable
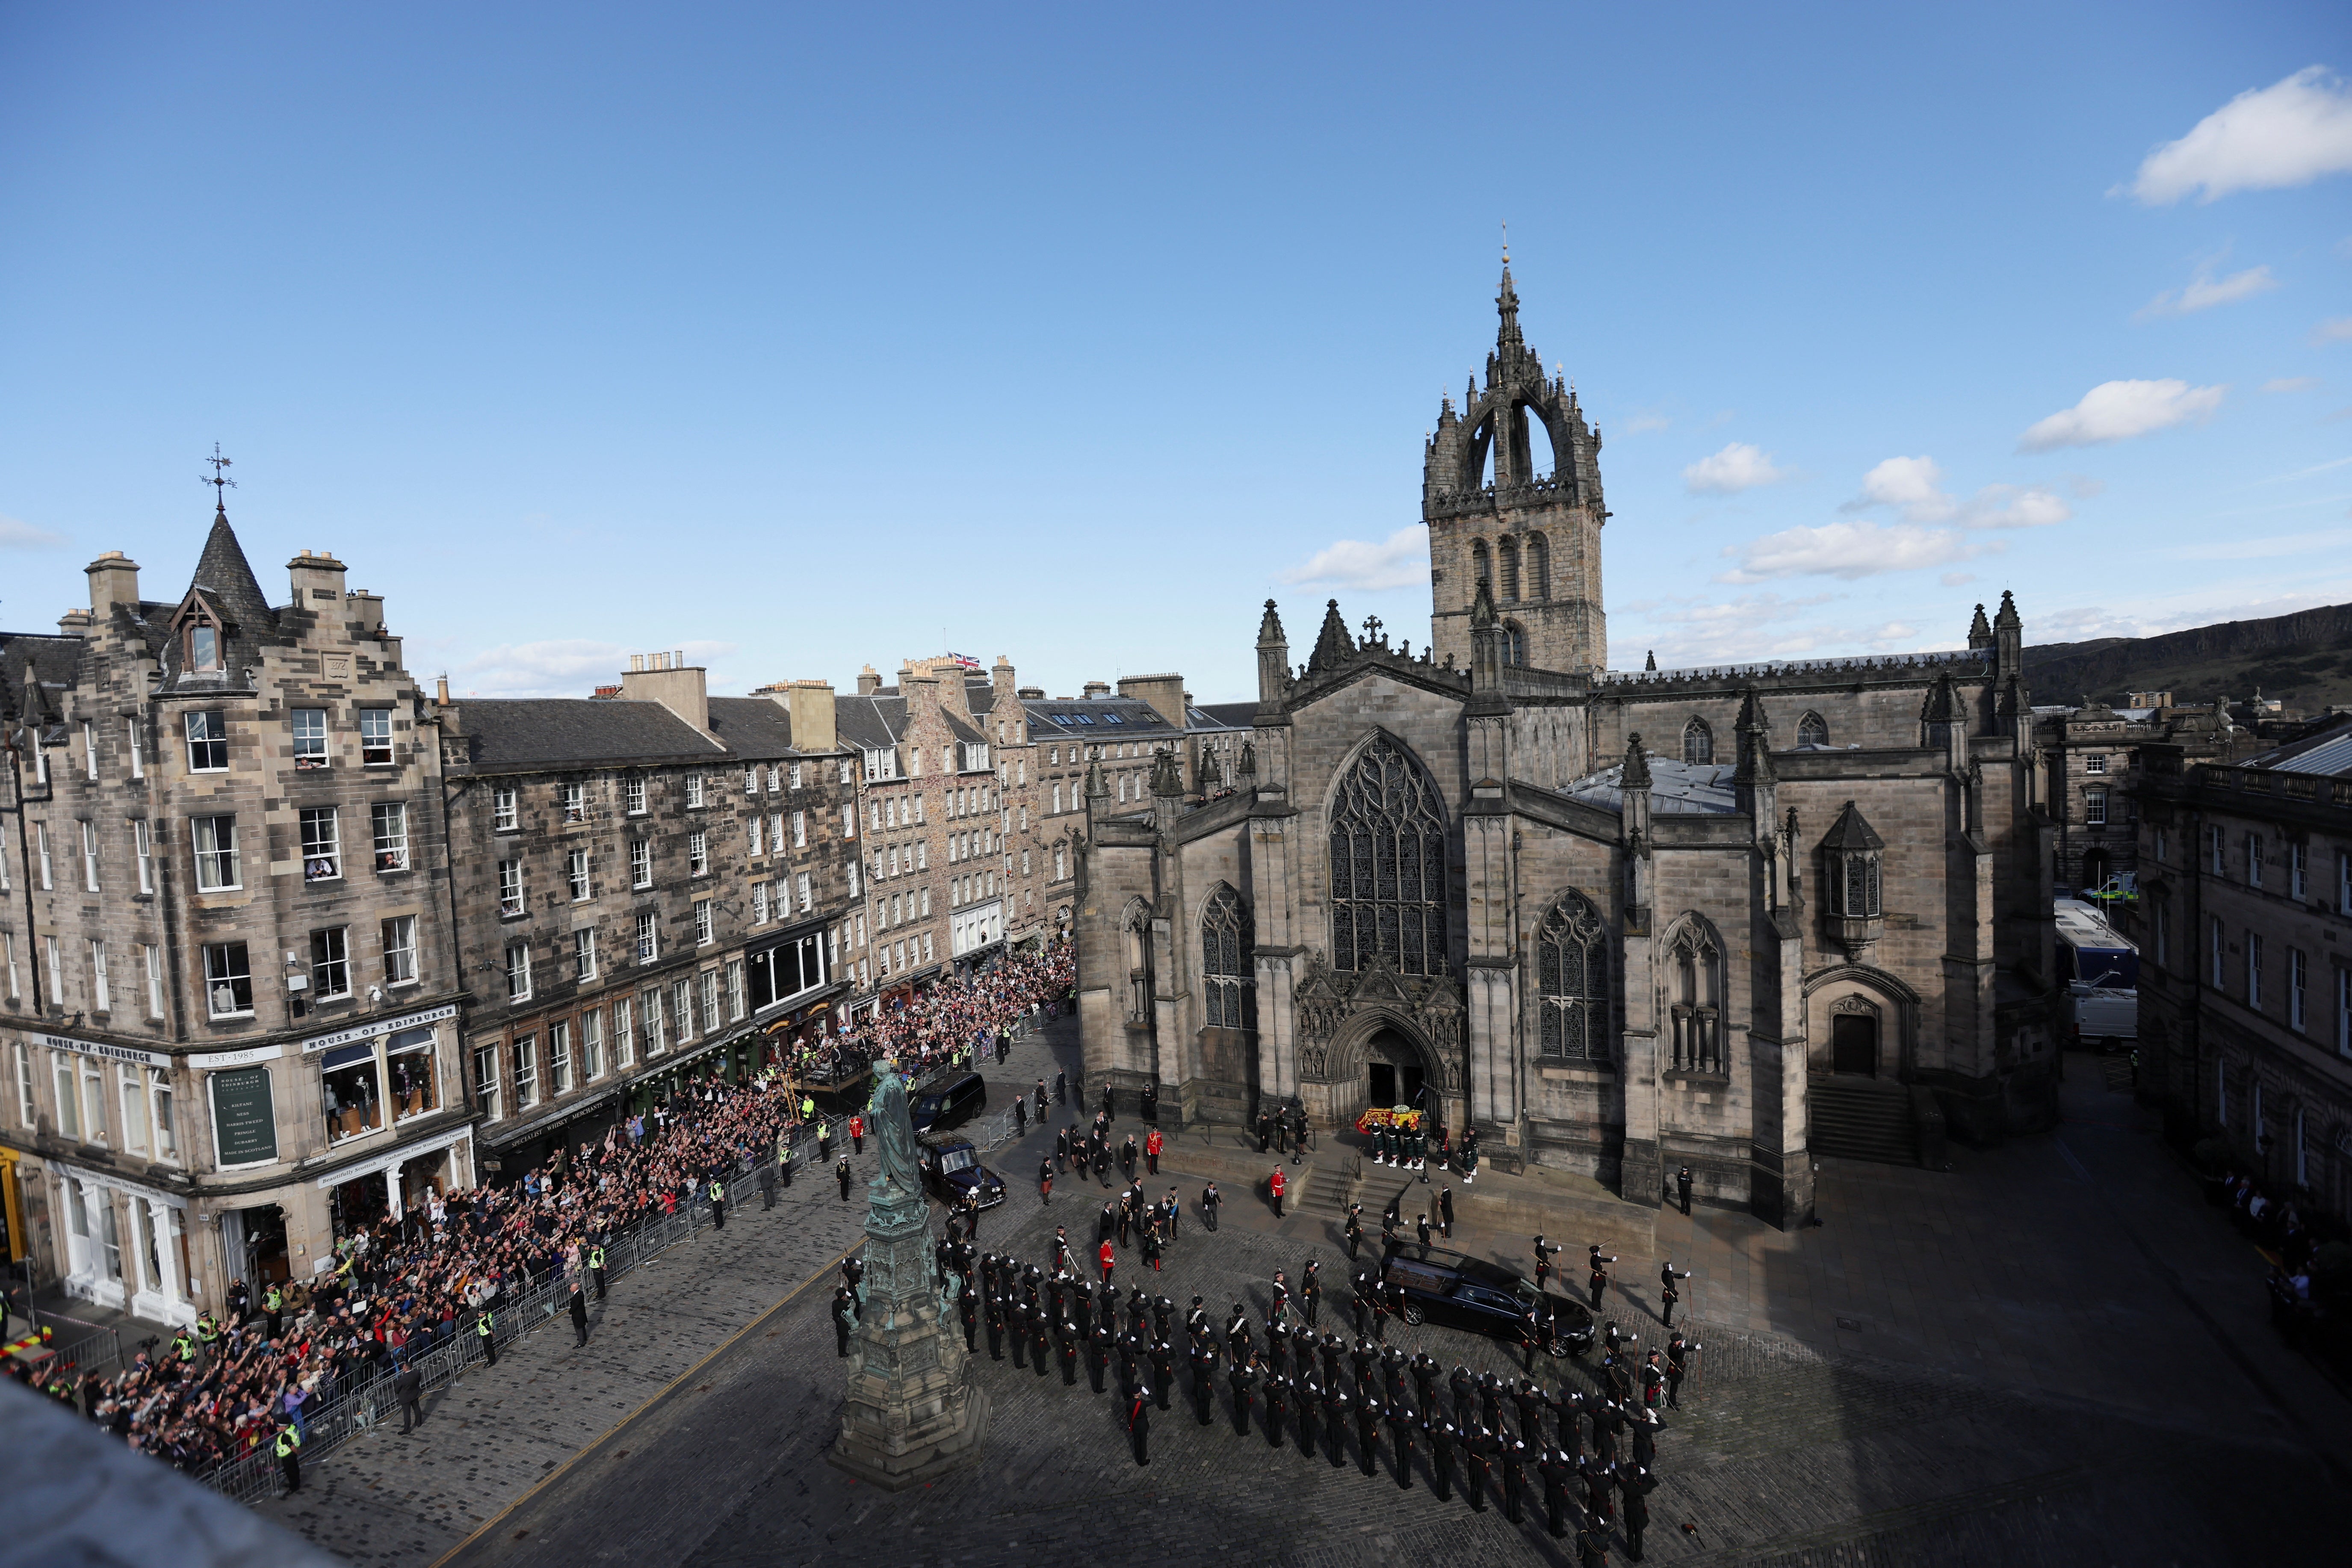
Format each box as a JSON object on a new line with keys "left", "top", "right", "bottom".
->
{"left": 1362, "top": 615, "right": 1383, "bottom": 643}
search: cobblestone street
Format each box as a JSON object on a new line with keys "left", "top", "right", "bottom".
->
{"left": 260, "top": 1026, "right": 2349, "bottom": 1567}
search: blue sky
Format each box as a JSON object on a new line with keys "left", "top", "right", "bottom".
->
{"left": 3, "top": 4, "right": 2349, "bottom": 703}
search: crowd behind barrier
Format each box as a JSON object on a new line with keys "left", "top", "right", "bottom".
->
{"left": 1, "top": 942, "right": 1077, "bottom": 1502}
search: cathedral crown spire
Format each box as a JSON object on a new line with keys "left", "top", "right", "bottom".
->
{"left": 1497, "top": 253, "right": 1523, "bottom": 354}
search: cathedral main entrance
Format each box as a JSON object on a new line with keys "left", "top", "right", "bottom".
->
{"left": 1365, "top": 1029, "right": 1424, "bottom": 1110}
{"left": 1831, "top": 1012, "right": 1880, "bottom": 1076}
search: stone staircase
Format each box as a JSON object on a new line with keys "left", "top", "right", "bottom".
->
{"left": 1302, "top": 1151, "right": 1361, "bottom": 1214}
{"left": 1808, "top": 1074, "right": 1919, "bottom": 1166}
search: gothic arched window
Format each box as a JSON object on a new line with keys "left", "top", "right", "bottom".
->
{"left": 1537, "top": 892, "right": 1609, "bottom": 1060}
{"left": 1797, "top": 711, "right": 1829, "bottom": 748}
{"left": 1498, "top": 536, "right": 1521, "bottom": 601}
{"left": 1667, "top": 922, "right": 1724, "bottom": 1073}
{"left": 1823, "top": 801, "right": 1885, "bottom": 918}
{"left": 1200, "top": 885, "right": 1254, "bottom": 1029}
{"left": 1471, "top": 539, "right": 1492, "bottom": 592}
{"left": 1123, "top": 902, "right": 1153, "bottom": 1021}
{"left": 1328, "top": 734, "right": 1448, "bottom": 976}
{"left": 1503, "top": 622, "right": 1528, "bottom": 667}
{"left": 1525, "top": 532, "right": 1551, "bottom": 601}
{"left": 1683, "top": 719, "right": 1714, "bottom": 766}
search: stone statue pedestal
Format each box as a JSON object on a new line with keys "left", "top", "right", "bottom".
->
{"left": 828, "top": 1162, "right": 990, "bottom": 1490}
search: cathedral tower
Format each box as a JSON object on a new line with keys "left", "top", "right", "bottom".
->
{"left": 1424, "top": 260, "right": 1607, "bottom": 673}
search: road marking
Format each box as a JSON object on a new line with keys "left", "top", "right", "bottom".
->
{"left": 427, "top": 1231, "right": 866, "bottom": 1568}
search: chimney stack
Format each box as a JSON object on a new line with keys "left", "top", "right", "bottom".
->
{"left": 621, "top": 651, "right": 711, "bottom": 737}
{"left": 784, "top": 679, "right": 836, "bottom": 754}
{"left": 856, "top": 664, "right": 882, "bottom": 696}
{"left": 1082, "top": 680, "right": 1111, "bottom": 699}
{"left": 287, "top": 549, "right": 348, "bottom": 616}
{"left": 85, "top": 552, "right": 141, "bottom": 617}
{"left": 1117, "top": 673, "right": 1187, "bottom": 728}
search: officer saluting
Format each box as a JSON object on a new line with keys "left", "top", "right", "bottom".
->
{"left": 1127, "top": 1385, "right": 1152, "bottom": 1466}
{"left": 1386, "top": 1399, "right": 1416, "bottom": 1489}
{"left": 1587, "top": 1243, "right": 1617, "bottom": 1310}
{"left": 1659, "top": 1258, "right": 1692, "bottom": 1328}
{"left": 1190, "top": 1339, "right": 1217, "bottom": 1424}
{"left": 1227, "top": 1356, "right": 1257, "bottom": 1438}
{"left": 1430, "top": 1415, "right": 1459, "bottom": 1502}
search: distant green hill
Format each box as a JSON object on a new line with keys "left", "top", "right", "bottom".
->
{"left": 2024, "top": 602, "right": 2352, "bottom": 713}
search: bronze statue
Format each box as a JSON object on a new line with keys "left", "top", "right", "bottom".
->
{"left": 872, "top": 1059, "right": 922, "bottom": 1194}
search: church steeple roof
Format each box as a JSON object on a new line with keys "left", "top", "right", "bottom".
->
{"left": 1309, "top": 598, "right": 1356, "bottom": 673}
{"left": 1497, "top": 254, "right": 1524, "bottom": 354}
{"left": 187, "top": 502, "right": 275, "bottom": 634}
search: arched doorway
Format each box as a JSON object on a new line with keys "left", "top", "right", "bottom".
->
{"left": 1830, "top": 1010, "right": 1879, "bottom": 1076}
{"left": 1365, "top": 1028, "right": 1425, "bottom": 1113}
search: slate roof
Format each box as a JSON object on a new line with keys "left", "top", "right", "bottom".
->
{"left": 0, "top": 632, "right": 85, "bottom": 730}
{"left": 1559, "top": 758, "right": 1738, "bottom": 815}
{"left": 2243, "top": 713, "right": 2352, "bottom": 778}
{"left": 1195, "top": 702, "right": 1256, "bottom": 729}
{"left": 833, "top": 694, "right": 906, "bottom": 753}
{"left": 455, "top": 699, "right": 722, "bottom": 770}
{"left": 706, "top": 696, "right": 798, "bottom": 758}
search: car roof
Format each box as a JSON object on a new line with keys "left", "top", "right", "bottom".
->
{"left": 915, "top": 1070, "right": 981, "bottom": 1093}
{"left": 916, "top": 1130, "right": 976, "bottom": 1151}
{"left": 1386, "top": 1243, "right": 1542, "bottom": 1293}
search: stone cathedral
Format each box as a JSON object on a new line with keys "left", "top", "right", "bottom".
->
{"left": 1076, "top": 266, "right": 2059, "bottom": 1226}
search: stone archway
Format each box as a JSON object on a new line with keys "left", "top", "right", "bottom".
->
{"left": 1320, "top": 1009, "right": 1457, "bottom": 1136}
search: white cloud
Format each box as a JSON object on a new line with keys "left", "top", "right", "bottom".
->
{"left": 2314, "top": 316, "right": 2352, "bottom": 345}
{"left": 2125, "top": 66, "right": 2352, "bottom": 204}
{"left": 455, "top": 638, "right": 739, "bottom": 698}
{"left": 2135, "top": 262, "right": 2278, "bottom": 319}
{"left": 1841, "top": 456, "right": 2071, "bottom": 529}
{"left": 0, "top": 513, "right": 65, "bottom": 549}
{"left": 1717, "top": 520, "right": 1997, "bottom": 583}
{"left": 1277, "top": 524, "right": 1430, "bottom": 591}
{"left": 2017, "top": 379, "right": 2227, "bottom": 451}
{"left": 2263, "top": 376, "right": 2322, "bottom": 393}
{"left": 1620, "top": 591, "right": 1959, "bottom": 666}
{"left": 1681, "top": 442, "right": 1791, "bottom": 495}
{"left": 1845, "top": 455, "right": 1954, "bottom": 521}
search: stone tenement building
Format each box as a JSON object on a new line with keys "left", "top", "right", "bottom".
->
{"left": 2031, "top": 694, "right": 2239, "bottom": 897}
{"left": 1076, "top": 267, "right": 2061, "bottom": 1227}
{"left": 439, "top": 663, "right": 860, "bottom": 1184}
{"left": 2, "top": 505, "right": 463, "bottom": 1322}
{"left": 2129, "top": 714, "right": 2352, "bottom": 1223}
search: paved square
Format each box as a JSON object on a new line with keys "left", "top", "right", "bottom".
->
{"left": 257, "top": 1028, "right": 2351, "bottom": 1566}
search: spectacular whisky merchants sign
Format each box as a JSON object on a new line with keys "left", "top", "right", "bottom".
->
{"left": 209, "top": 1066, "right": 278, "bottom": 1166}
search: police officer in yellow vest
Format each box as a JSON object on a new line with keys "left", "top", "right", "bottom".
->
{"left": 172, "top": 1328, "right": 197, "bottom": 1365}
{"left": 476, "top": 1306, "right": 497, "bottom": 1367}
{"left": 276, "top": 1420, "right": 304, "bottom": 1493}
{"left": 709, "top": 1175, "right": 727, "bottom": 1230}
{"left": 263, "top": 1284, "right": 284, "bottom": 1341}
{"left": 588, "top": 1243, "right": 607, "bottom": 1302}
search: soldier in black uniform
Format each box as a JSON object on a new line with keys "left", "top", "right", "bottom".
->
{"left": 1324, "top": 1382, "right": 1351, "bottom": 1468}
{"left": 1228, "top": 1355, "right": 1257, "bottom": 1438}
{"left": 1675, "top": 1163, "right": 1694, "bottom": 1215}
{"left": 1296, "top": 1375, "right": 1321, "bottom": 1458}
{"left": 1300, "top": 1261, "right": 1322, "bottom": 1329}
{"left": 1152, "top": 1293, "right": 1174, "bottom": 1343}
{"left": 1266, "top": 1315, "right": 1291, "bottom": 1374}
{"left": 1630, "top": 1410, "right": 1657, "bottom": 1471}
{"left": 1057, "top": 1318, "right": 1080, "bottom": 1384}
{"left": 1591, "top": 1396, "right": 1621, "bottom": 1465}
{"left": 833, "top": 1287, "right": 857, "bottom": 1356}
{"left": 1030, "top": 1308, "right": 1052, "bottom": 1379}
{"left": 1055, "top": 1126, "right": 1071, "bottom": 1172}
{"left": 1007, "top": 1298, "right": 1030, "bottom": 1369}
{"left": 1478, "top": 1370, "right": 1507, "bottom": 1435}
{"left": 1500, "top": 1437, "right": 1530, "bottom": 1524}
{"left": 1537, "top": 1445, "right": 1575, "bottom": 1538}
{"left": 1186, "top": 1294, "right": 1212, "bottom": 1352}
{"left": 1665, "top": 1332, "right": 1697, "bottom": 1409}
{"left": 1268, "top": 1270, "right": 1291, "bottom": 1327}
{"left": 1514, "top": 1378, "right": 1549, "bottom": 1447}
{"left": 984, "top": 1291, "right": 1007, "bottom": 1361}
{"left": 1145, "top": 1339, "right": 1173, "bottom": 1407}
{"left": 1429, "top": 1416, "right": 1458, "bottom": 1502}
{"left": 1139, "top": 1221, "right": 1162, "bottom": 1273}
{"left": 1126, "top": 1285, "right": 1149, "bottom": 1338}
{"left": 1087, "top": 1323, "right": 1113, "bottom": 1393}
{"left": 1354, "top": 1392, "right": 1383, "bottom": 1478}
{"left": 1574, "top": 1522, "right": 1609, "bottom": 1568}
{"left": 1190, "top": 1339, "right": 1217, "bottom": 1423}
{"left": 1439, "top": 1184, "right": 1455, "bottom": 1236}
{"left": 958, "top": 1282, "right": 978, "bottom": 1351}
{"left": 1117, "top": 1329, "right": 1143, "bottom": 1394}
{"left": 1342, "top": 1202, "right": 1364, "bottom": 1259}
{"left": 1581, "top": 1452, "right": 1616, "bottom": 1527}
{"left": 1587, "top": 1244, "right": 1617, "bottom": 1310}
{"left": 1533, "top": 1233, "right": 1563, "bottom": 1288}
{"left": 1554, "top": 1385, "right": 1587, "bottom": 1460}
{"left": 1407, "top": 1350, "right": 1438, "bottom": 1414}
{"left": 1320, "top": 1332, "right": 1345, "bottom": 1391}
{"left": 1448, "top": 1363, "right": 1477, "bottom": 1427}
{"left": 1263, "top": 1367, "right": 1290, "bottom": 1447}
{"left": 1462, "top": 1423, "right": 1494, "bottom": 1511}
{"left": 1225, "top": 1304, "right": 1253, "bottom": 1363}
{"left": 1070, "top": 1278, "right": 1094, "bottom": 1337}
{"left": 1377, "top": 1342, "right": 1407, "bottom": 1403}
{"left": 1659, "top": 1259, "right": 1690, "bottom": 1328}
{"left": 1349, "top": 1337, "right": 1378, "bottom": 1398}
{"left": 1620, "top": 1461, "right": 1651, "bottom": 1561}
{"left": 1386, "top": 1399, "right": 1416, "bottom": 1488}
{"left": 1127, "top": 1385, "right": 1151, "bottom": 1466}
{"left": 1416, "top": 1210, "right": 1433, "bottom": 1247}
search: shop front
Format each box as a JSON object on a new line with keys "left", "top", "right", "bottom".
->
{"left": 319, "top": 1123, "right": 474, "bottom": 1242}
{"left": 298, "top": 1004, "right": 458, "bottom": 1155}
{"left": 480, "top": 1088, "right": 621, "bottom": 1183}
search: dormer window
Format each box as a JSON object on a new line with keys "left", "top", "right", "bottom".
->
{"left": 189, "top": 626, "right": 220, "bottom": 670}
{"left": 1820, "top": 800, "right": 1886, "bottom": 957}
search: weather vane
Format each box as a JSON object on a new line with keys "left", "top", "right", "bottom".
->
{"left": 201, "top": 443, "right": 236, "bottom": 505}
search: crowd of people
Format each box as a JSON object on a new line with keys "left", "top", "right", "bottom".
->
{"left": 4, "top": 942, "right": 1077, "bottom": 1482}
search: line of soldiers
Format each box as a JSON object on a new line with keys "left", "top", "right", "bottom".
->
{"left": 928, "top": 1230, "right": 1699, "bottom": 1563}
